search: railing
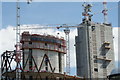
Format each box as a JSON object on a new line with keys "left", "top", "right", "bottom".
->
{"left": 21, "top": 38, "right": 66, "bottom": 46}
{"left": 22, "top": 44, "right": 66, "bottom": 54}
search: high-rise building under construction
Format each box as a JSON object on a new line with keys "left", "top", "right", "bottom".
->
{"left": 75, "top": 3, "right": 115, "bottom": 78}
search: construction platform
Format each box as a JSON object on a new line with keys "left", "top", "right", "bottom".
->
{"left": 1, "top": 49, "right": 84, "bottom": 80}
{"left": 2, "top": 72, "right": 84, "bottom": 80}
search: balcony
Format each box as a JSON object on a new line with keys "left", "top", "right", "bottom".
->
{"left": 96, "top": 57, "right": 112, "bottom": 62}
{"left": 103, "top": 41, "right": 111, "bottom": 49}
{"left": 104, "top": 41, "right": 110, "bottom": 44}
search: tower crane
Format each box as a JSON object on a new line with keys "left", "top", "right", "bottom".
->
{"left": 15, "top": 0, "right": 32, "bottom": 79}
{"left": 14, "top": 1, "right": 119, "bottom": 77}
{"left": 15, "top": 0, "right": 21, "bottom": 80}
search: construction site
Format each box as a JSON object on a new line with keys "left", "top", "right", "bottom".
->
{"left": 1, "top": 0, "right": 118, "bottom": 80}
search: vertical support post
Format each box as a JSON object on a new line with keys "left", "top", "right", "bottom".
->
{"left": 5, "top": 51, "right": 8, "bottom": 80}
{"left": 58, "top": 52, "right": 62, "bottom": 73}
{"left": 86, "top": 24, "right": 92, "bottom": 79}
{"left": 29, "top": 49, "right": 33, "bottom": 80}
{"left": 45, "top": 56, "right": 48, "bottom": 72}
{"left": 16, "top": 0, "right": 20, "bottom": 43}
{"left": 29, "top": 49, "right": 32, "bottom": 72}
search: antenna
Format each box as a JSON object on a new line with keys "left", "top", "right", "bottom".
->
{"left": 102, "top": 2, "right": 108, "bottom": 24}
{"left": 82, "top": 2, "right": 93, "bottom": 24}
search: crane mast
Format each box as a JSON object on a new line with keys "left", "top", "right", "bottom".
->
{"left": 15, "top": 0, "right": 33, "bottom": 79}
{"left": 16, "top": 0, "right": 21, "bottom": 80}
{"left": 16, "top": 0, "right": 20, "bottom": 43}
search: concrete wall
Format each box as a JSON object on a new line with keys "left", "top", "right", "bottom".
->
{"left": 32, "top": 49, "right": 59, "bottom": 72}
{"left": 23, "top": 42, "right": 65, "bottom": 74}
{"left": 75, "top": 23, "right": 115, "bottom": 78}
{"left": 104, "top": 25, "right": 115, "bottom": 76}
{"left": 75, "top": 25, "right": 90, "bottom": 78}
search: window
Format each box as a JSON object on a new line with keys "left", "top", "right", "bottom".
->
{"left": 94, "top": 60, "right": 97, "bottom": 63}
{"left": 94, "top": 68, "right": 98, "bottom": 72}
{"left": 29, "top": 41, "right": 32, "bottom": 44}
{"left": 45, "top": 43, "right": 47, "bottom": 46}
{"left": 92, "top": 26, "right": 95, "bottom": 31}
{"left": 93, "top": 55, "right": 97, "bottom": 58}
{"left": 102, "top": 65, "right": 106, "bottom": 68}
{"left": 59, "top": 45, "right": 61, "bottom": 48}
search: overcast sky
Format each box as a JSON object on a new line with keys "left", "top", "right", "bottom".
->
{"left": 0, "top": 2, "right": 119, "bottom": 75}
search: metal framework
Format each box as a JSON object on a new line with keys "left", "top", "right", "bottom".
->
{"left": 1, "top": 50, "right": 84, "bottom": 80}
{"left": 1, "top": 50, "right": 17, "bottom": 80}
{"left": 16, "top": 0, "right": 21, "bottom": 79}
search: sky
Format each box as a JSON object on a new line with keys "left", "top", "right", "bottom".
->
{"left": 1, "top": 0, "right": 120, "bottom": 2}
{"left": 0, "top": 2, "right": 119, "bottom": 75}
{"left": 2, "top": 2, "right": 118, "bottom": 28}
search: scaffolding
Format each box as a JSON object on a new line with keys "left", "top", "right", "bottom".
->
{"left": 1, "top": 50, "right": 84, "bottom": 80}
